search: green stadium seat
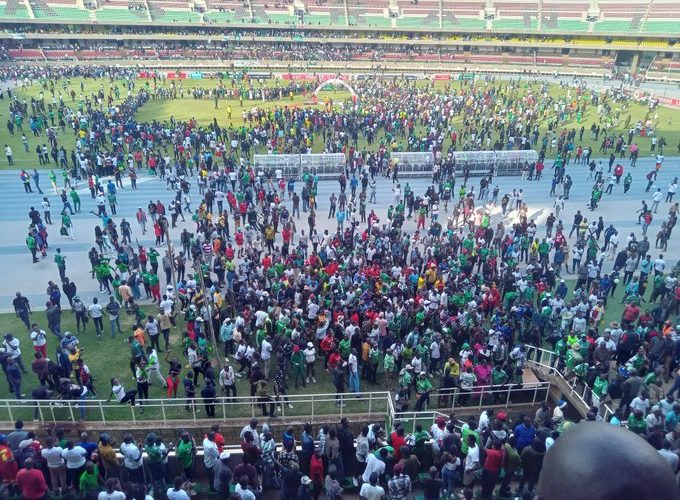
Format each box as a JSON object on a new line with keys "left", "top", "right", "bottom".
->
{"left": 96, "top": 8, "right": 149, "bottom": 22}
{"left": 644, "top": 21, "right": 680, "bottom": 34}
{"left": 0, "top": 5, "right": 30, "bottom": 18}
{"left": 154, "top": 9, "right": 201, "bottom": 22}
{"left": 594, "top": 20, "right": 635, "bottom": 32}
{"left": 362, "top": 14, "right": 393, "bottom": 26}
{"left": 443, "top": 16, "right": 485, "bottom": 29}
{"left": 493, "top": 19, "right": 538, "bottom": 30}
{"left": 33, "top": 6, "right": 91, "bottom": 20}
{"left": 258, "top": 12, "right": 295, "bottom": 24}
{"left": 205, "top": 11, "right": 238, "bottom": 22}
{"left": 544, "top": 20, "right": 588, "bottom": 31}
{"left": 303, "top": 13, "right": 334, "bottom": 25}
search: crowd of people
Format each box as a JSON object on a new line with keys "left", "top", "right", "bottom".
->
{"left": 0, "top": 397, "right": 677, "bottom": 499}
{"left": 1, "top": 66, "right": 679, "bottom": 497}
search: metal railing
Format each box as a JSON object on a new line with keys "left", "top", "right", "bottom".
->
{"left": 393, "top": 382, "right": 551, "bottom": 432}
{"left": 525, "top": 345, "right": 616, "bottom": 422}
{"left": 0, "top": 380, "right": 552, "bottom": 425}
{"left": 0, "top": 391, "right": 390, "bottom": 425}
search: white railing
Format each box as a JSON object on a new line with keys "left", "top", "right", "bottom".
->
{"left": 525, "top": 345, "right": 616, "bottom": 423}
{"left": 0, "top": 391, "right": 391, "bottom": 425}
{"left": 0, "top": 379, "right": 552, "bottom": 425}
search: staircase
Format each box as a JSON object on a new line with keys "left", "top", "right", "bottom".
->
{"left": 142, "top": 0, "right": 153, "bottom": 21}
{"left": 639, "top": 0, "right": 653, "bottom": 33}
{"left": 21, "top": 0, "right": 36, "bottom": 18}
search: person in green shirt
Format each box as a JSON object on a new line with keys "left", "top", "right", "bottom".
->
{"left": 415, "top": 372, "right": 433, "bottom": 411}
{"left": 148, "top": 248, "right": 160, "bottom": 274}
{"left": 592, "top": 372, "right": 608, "bottom": 401}
{"left": 291, "top": 346, "right": 305, "bottom": 388}
{"left": 148, "top": 272, "right": 160, "bottom": 302}
{"left": 176, "top": 432, "right": 195, "bottom": 478}
{"left": 69, "top": 187, "right": 81, "bottom": 212}
{"left": 26, "top": 232, "right": 38, "bottom": 263}
{"left": 79, "top": 461, "right": 103, "bottom": 496}
{"left": 399, "top": 367, "right": 413, "bottom": 397}
{"left": 339, "top": 334, "right": 351, "bottom": 360}
{"left": 54, "top": 248, "right": 67, "bottom": 281}
{"left": 412, "top": 424, "right": 430, "bottom": 458}
{"left": 48, "top": 170, "right": 58, "bottom": 194}
{"left": 627, "top": 409, "right": 647, "bottom": 434}
{"left": 460, "top": 419, "right": 480, "bottom": 455}
{"left": 491, "top": 365, "right": 509, "bottom": 387}
{"left": 383, "top": 350, "right": 396, "bottom": 389}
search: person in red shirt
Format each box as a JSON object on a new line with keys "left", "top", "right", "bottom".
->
{"left": 0, "top": 435, "right": 19, "bottom": 495}
{"left": 622, "top": 302, "right": 640, "bottom": 329}
{"left": 320, "top": 332, "right": 336, "bottom": 368}
{"left": 481, "top": 440, "right": 504, "bottom": 498}
{"left": 211, "top": 424, "right": 225, "bottom": 454}
{"left": 16, "top": 458, "right": 48, "bottom": 500}
{"left": 390, "top": 427, "right": 407, "bottom": 462}
{"left": 309, "top": 447, "right": 324, "bottom": 498}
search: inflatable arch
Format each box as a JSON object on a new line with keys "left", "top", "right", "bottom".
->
{"left": 313, "top": 78, "right": 357, "bottom": 97}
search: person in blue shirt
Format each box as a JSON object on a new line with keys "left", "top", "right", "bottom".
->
{"left": 514, "top": 416, "right": 536, "bottom": 452}
{"left": 665, "top": 403, "right": 680, "bottom": 432}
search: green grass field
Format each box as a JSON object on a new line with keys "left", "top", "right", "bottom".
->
{"left": 0, "top": 280, "right": 638, "bottom": 423}
{"left": 1, "top": 76, "right": 679, "bottom": 170}
{"left": 0, "top": 305, "right": 389, "bottom": 423}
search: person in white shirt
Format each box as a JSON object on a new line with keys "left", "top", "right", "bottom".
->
{"left": 98, "top": 478, "right": 127, "bottom": 500}
{"left": 303, "top": 342, "right": 316, "bottom": 384}
{"left": 219, "top": 360, "right": 236, "bottom": 402}
{"left": 360, "top": 472, "right": 385, "bottom": 500}
{"left": 348, "top": 349, "right": 360, "bottom": 393}
{"left": 630, "top": 391, "right": 651, "bottom": 417}
{"left": 30, "top": 324, "right": 47, "bottom": 357}
{"left": 646, "top": 405, "right": 664, "bottom": 429}
{"left": 166, "top": 476, "right": 191, "bottom": 500}
{"left": 203, "top": 432, "right": 220, "bottom": 486}
{"left": 145, "top": 347, "right": 166, "bottom": 387}
{"left": 463, "top": 435, "right": 480, "bottom": 487}
{"left": 42, "top": 436, "right": 66, "bottom": 493}
{"left": 260, "top": 336, "right": 273, "bottom": 379}
{"left": 362, "top": 448, "right": 387, "bottom": 483}
{"left": 61, "top": 441, "right": 87, "bottom": 489}
{"left": 654, "top": 254, "right": 666, "bottom": 275}
{"left": 119, "top": 434, "right": 143, "bottom": 483}
{"left": 88, "top": 298, "right": 104, "bottom": 337}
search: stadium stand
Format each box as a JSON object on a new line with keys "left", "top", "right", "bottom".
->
{"left": 441, "top": 0, "right": 486, "bottom": 29}
{"left": 541, "top": 0, "right": 589, "bottom": 31}
{"left": 95, "top": 0, "right": 150, "bottom": 22}
{"left": 0, "top": 0, "right": 32, "bottom": 18}
{"left": 595, "top": 0, "right": 647, "bottom": 33}
{"left": 492, "top": 0, "right": 539, "bottom": 31}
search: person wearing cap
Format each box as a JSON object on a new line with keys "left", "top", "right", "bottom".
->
{"left": 399, "top": 364, "right": 414, "bottom": 400}
{"left": 296, "top": 474, "right": 312, "bottom": 500}
{"left": 212, "top": 450, "right": 232, "bottom": 497}
{"left": 303, "top": 341, "right": 317, "bottom": 384}
{"left": 415, "top": 371, "right": 433, "bottom": 411}
{"left": 388, "top": 462, "right": 411, "bottom": 500}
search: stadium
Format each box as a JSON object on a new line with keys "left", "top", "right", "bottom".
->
{"left": 0, "top": 0, "right": 677, "bottom": 76}
{"left": 0, "top": 0, "right": 680, "bottom": 499}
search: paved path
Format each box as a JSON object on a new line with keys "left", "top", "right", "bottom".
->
{"left": 0, "top": 154, "right": 677, "bottom": 312}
